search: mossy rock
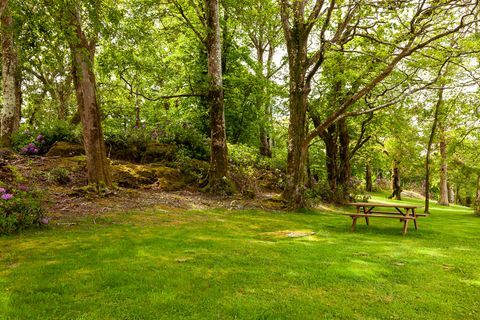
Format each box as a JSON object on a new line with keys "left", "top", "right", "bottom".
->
{"left": 150, "top": 165, "right": 187, "bottom": 191}
{"left": 112, "top": 164, "right": 157, "bottom": 188}
{"left": 112, "top": 163, "right": 187, "bottom": 190}
{"left": 141, "top": 143, "right": 177, "bottom": 163}
{"left": 46, "top": 142, "right": 85, "bottom": 157}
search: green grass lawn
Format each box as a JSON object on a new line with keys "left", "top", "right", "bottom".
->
{"left": 1, "top": 195, "right": 479, "bottom": 320}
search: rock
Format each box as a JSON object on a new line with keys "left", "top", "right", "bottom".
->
{"left": 112, "top": 163, "right": 187, "bottom": 190}
{"left": 46, "top": 142, "right": 85, "bottom": 157}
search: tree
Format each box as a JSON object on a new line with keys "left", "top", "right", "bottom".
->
{"left": 0, "top": 0, "right": 21, "bottom": 147}
{"left": 279, "top": 0, "right": 478, "bottom": 209}
{"left": 65, "top": 1, "right": 112, "bottom": 188}
{"left": 172, "top": 0, "right": 230, "bottom": 193}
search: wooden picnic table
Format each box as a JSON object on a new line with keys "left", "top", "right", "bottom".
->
{"left": 347, "top": 202, "right": 426, "bottom": 235}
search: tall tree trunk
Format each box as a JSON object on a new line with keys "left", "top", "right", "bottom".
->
{"left": 0, "top": 6, "right": 19, "bottom": 147}
{"left": 474, "top": 175, "right": 480, "bottom": 216}
{"left": 69, "top": 8, "right": 111, "bottom": 188}
{"left": 322, "top": 120, "right": 351, "bottom": 204}
{"left": 259, "top": 125, "right": 272, "bottom": 157}
{"left": 206, "top": 0, "right": 230, "bottom": 194}
{"left": 389, "top": 160, "right": 401, "bottom": 200}
{"left": 438, "top": 122, "right": 449, "bottom": 206}
{"left": 365, "top": 162, "right": 373, "bottom": 192}
{"left": 424, "top": 86, "right": 443, "bottom": 213}
{"left": 324, "top": 125, "right": 338, "bottom": 196}
{"left": 284, "top": 87, "right": 309, "bottom": 208}
{"left": 448, "top": 183, "right": 455, "bottom": 204}
{"left": 256, "top": 44, "right": 273, "bottom": 158}
{"left": 335, "top": 118, "right": 350, "bottom": 203}
{"left": 135, "top": 89, "right": 140, "bottom": 128}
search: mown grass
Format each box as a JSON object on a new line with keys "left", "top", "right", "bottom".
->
{"left": 0, "top": 194, "right": 479, "bottom": 319}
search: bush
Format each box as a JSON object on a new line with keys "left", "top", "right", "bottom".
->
{"left": 13, "top": 121, "right": 80, "bottom": 155}
{"left": 0, "top": 185, "right": 47, "bottom": 235}
{"left": 47, "top": 168, "right": 71, "bottom": 185}
{"left": 104, "top": 124, "right": 209, "bottom": 162}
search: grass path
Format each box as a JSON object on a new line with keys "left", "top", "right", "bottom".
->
{"left": 0, "top": 195, "right": 479, "bottom": 319}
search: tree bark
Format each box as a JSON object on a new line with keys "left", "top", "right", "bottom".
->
{"left": 438, "top": 122, "right": 449, "bottom": 206}
{"left": 135, "top": 89, "right": 141, "bottom": 128}
{"left": 0, "top": 6, "right": 20, "bottom": 147}
{"left": 336, "top": 118, "right": 350, "bottom": 203}
{"left": 205, "top": 0, "right": 230, "bottom": 194}
{"left": 424, "top": 86, "right": 443, "bottom": 213}
{"left": 389, "top": 160, "right": 401, "bottom": 200}
{"left": 283, "top": 87, "right": 309, "bottom": 208}
{"left": 448, "top": 183, "right": 455, "bottom": 204}
{"left": 69, "top": 8, "right": 112, "bottom": 188}
{"left": 365, "top": 162, "right": 373, "bottom": 192}
{"left": 474, "top": 175, "right": 480, "bottom": 216}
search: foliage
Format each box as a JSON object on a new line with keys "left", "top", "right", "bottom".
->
{"left": 12, "top": 121, "right": 79, "bottom": 155}
{"left": 0, "top": 186, "right": 47, "bottom": 235}
{"left": 47, "top": 167, "right": 71, "bottom": 185}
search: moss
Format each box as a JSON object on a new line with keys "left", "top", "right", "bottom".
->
{"left": 112, "top": 163, "right": 187, "bottom": 190}
{"left": 46, "top": 142, "right": 85, "bottom": 157}
{"left": 4, "top": 165, "right": 25, "bottom": 184}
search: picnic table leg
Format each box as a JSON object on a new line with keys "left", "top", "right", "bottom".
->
{"left": 402, "top": 219, "right": 409, "bottom": 235}
{"left": 351, "top": 217, "right": 358, "bottom": 232}
{"left": 363, "top": 206, "right": 370, "bottom": 226}
{"left": 412, "top": 209, "right": 418, "bottom": 230}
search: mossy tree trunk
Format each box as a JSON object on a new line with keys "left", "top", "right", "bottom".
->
{"left": 205, "top": 0, "right": 230, "bottom": 194}
{"left": 68, "top": 7, "right": 112, "bottom": 188}
{"left": 365, "top": 162, "right": 373, "bottom": 192}
{"left": 0, "top": 3, "right": 20, "bottom": 147}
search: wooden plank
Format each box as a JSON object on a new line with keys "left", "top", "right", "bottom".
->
{"left": 346, "top": 214, "right": 415, "bottom": 219}
{"left": 351, "top": 217, "right": 358, "bottom": 231}
{"left": 402, "top": 219, "right": 409, "bottom": 235}
{"left": 348, "top": 202, "right": 423, "bottom": 209}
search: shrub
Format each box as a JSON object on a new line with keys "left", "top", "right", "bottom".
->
{"left": 13, "top": 121, "right": 80, "bottom": 155}
{"left": 0, "top": 185, "right": 47, "bottom": 235}
{"left": 47, "top": 168, "right": 71, "bottom": 185}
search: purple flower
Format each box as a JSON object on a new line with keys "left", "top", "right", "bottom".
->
{"left": 18, "top": 185, "right": 29, "bottom": 192}
{"left": 1, "top": 193, "right": 13, "bottom": 200}
{"left": 36, "top": 134, "right": 44, "bottom": 141}
{"left": 40, "top": 217, "right": 49, "bottom": 225}
{"left": 0, "top": 188, "right": 5, "bottom": 193}
{"left": 134, "top": 125, "right": 139, "bottom": 129}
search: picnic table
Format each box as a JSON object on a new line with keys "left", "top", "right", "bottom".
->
{"left": 347, "top": 202, "right": 426, "bottom": 235}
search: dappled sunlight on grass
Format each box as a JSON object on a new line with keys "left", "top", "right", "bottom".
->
{"left": 0, "top": 194, "right": 479, "bottom": 319}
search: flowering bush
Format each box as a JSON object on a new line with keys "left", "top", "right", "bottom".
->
{"left": 12, "top": 121, "right": 80, "bottom": 155}
{"left": 20, "top": 143, "right": 40, "bottom": 155}
{"left": 0, "top": 185, "right": 47, "bottom": 235}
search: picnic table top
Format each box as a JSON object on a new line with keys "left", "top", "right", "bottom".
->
{"left": 348, "top": 202, "right": 423, "bottom": 209}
